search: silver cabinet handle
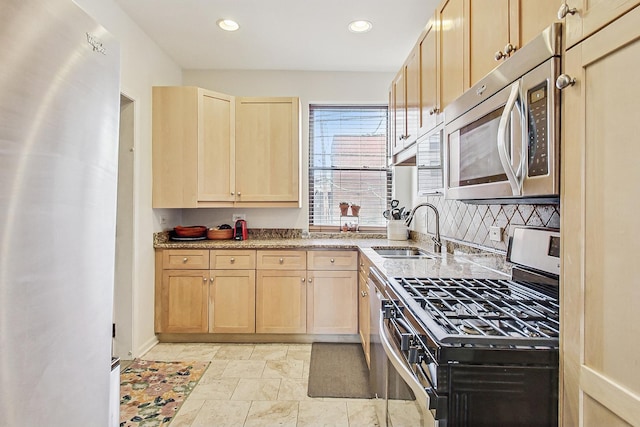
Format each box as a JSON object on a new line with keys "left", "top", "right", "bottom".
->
{"left": 429, "top": 107, "right": 439, "bottom": 115}
{"left": 495, "top": 50, "right": 507, "bottom": 61}
{"left": 237, "top": 192, "right": 241, "bottom": 196}
{"left": 203, "top": 277, "right": 207, "bottom": 283}
{"left": 183, "top": 257, "right": 188, "bottom": 263}
{"left": 210, "top": 277, "right": 214, "bottom": 282}
{"left": 230, "top": 257, "right": 235, "bottom": 263}
{"left": 301, "top": 277, "right": 305, "bottom": 282}
{"left": 557, "top": 2, "right": 577, "bottom": 19}
{"left": 361, "top": 291, "right": 368, "bottom": 297}
{"left": 504, "top": 43, "right": 517, "bottom": 55}
{"left": 308, "top": 278, "right": 313, "bottom": 283}
{"left": 556, "top": 74, "right": 576, "bottom": 90}
{"left": 230, "top": 192, "right": 234, "bottom": 196}
{"left": 279, "top": 258, "right": 284, "bottom": 264}
{"left": 330, "top": 258, "right": 335, "bottom": 263}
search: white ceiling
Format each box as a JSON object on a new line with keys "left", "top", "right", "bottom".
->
{"left": 115, "top": 0, "right": 440, "bottom": 72}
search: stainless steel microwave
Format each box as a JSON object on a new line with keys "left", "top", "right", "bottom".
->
{"left": 445, "top": 23, "right": 562, "bottom": 202}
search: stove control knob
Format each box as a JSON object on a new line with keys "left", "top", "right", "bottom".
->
{"left": 408, "top": 346, "right": 421, "bottom": 364}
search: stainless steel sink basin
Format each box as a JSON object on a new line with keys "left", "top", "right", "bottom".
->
{"left": 373, "top": 247, "right": 434, "bottom": 259}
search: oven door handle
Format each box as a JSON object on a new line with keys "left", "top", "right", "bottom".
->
{"left": 379, "top": 315, "right": 433, "bottom": 415}
{"left": 497, "top": 80, "right": 523, "bottom": 196}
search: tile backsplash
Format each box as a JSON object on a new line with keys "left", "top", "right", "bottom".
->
{"left": 411, "top": 194, "right": 560, "bottom": 252}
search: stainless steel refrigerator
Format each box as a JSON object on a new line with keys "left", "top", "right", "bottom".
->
{"left": 0, "top": 0, "right": 121, "bottom": 425}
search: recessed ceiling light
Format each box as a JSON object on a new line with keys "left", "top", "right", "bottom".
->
{"left": 348, "top": 20, "right": 373, "bottom": 33}
{"left": 217, "top": 19, "right": 240, "bottom": 32}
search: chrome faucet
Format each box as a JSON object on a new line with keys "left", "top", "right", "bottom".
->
{"left": 404, "top": 202, "right": 442, "bottom": 252}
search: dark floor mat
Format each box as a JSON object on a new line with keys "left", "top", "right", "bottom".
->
{"left": 307, "top": 342, "right": 373, "bottom": 399}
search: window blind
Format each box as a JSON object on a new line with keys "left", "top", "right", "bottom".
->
{"left": 308, "top": 105, "right": 391, "bottom": 230}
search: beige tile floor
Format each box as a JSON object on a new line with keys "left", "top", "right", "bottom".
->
{"left": 137, "top": 343, "right": 383, "bottom": 427}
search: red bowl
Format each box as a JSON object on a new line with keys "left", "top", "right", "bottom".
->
{"left": 174, "top": 225, "right": 207, "bottom": 238}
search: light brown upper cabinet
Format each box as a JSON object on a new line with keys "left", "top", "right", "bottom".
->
{"left": 562, "top": 0, "right": 640, "bottom": 48}
{"left": 235, "top": 97, "right": 301, "bottom": 206}
{"left": 438, "top": 0, "right": 465, "bottom": 112}
{"left": 405, "top": 47, "right": 420, "bottom": 148}
{"left": 468, "top": 0, "right": 559, "bottom": 87}
{"left": 419, "top": 16, "right": 441, "bottom": 136}
{"left": 390, "top": 69, "right": 406, "bottom": 156}
{"left": 153, "top": 87, "right": 234, "bottom": 208}
{"left": 152, "top": 87, "right": 301, "bottom": 208}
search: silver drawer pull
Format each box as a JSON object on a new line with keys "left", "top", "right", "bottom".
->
{"left": 230, "top": 257, "right": 235, "bottom": 263}
{"left": 330, "top": 258, "right": 335, "bottom": 263}
{"left": 279, "top": 258, "right": 284, "bottom": 264}
{"left": 182, "top": 257, "right": 188, "bottom": 263}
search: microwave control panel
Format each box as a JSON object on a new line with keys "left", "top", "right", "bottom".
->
{"left": 527, "top": 82, "right": 549, "bottom": 177}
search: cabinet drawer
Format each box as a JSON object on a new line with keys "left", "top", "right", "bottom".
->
{"left": 308, "top": 250, "right": 358, "bottom": 271}
{"left": 211, "top": 250, "right": 256, "bottom": 269}
{"left": 162, "top": 250, "right": 210, "bottom": 269}
{"left": 359, "top": 252, "right": 372, "bottom": 274}
{"left": 257, "top": 250, "right": 307, "bottom": 270}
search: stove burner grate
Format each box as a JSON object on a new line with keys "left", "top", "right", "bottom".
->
{"left": 394, "top": 277, "right": 559, "bottom": 340}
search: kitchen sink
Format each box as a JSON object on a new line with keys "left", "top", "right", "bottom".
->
{"left": 373, "top": 247, "right": 435, "bottom": 259}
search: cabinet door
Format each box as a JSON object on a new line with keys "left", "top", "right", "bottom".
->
{"left": 469, "top": 0, "right": 510, "bottom": 87}
{"left": 235, "top": 97, "right": 300, "bottom": 205}
{"left": 152, "top": 86, "right": 199, "bottom": 208}
{"left": 564, "top": 0, "right": 640, "bottom": 48}
{"left": 307, "top": 271, "right": 358, "bottom": 335}
{"left": 256, "top": 270, "right": 307, "bottom": 333}
{"left": 405, "top": 47, "right": 420, "bottom": 147}
{"left": 438, "top": 0, "right": 466, "bottom": 111}
{"left": 419, "top": 17, "right": 441, "bottom": 135}
{"left": 209, "top": 270, "right": 255, "bottom": 333}
{"left": 198, "top": 91, "right": 235, "bottom": 204}
{"left": 561, "top": 8, "right": 640, "bottom": 426}
{"left": 159, "top": 270, "right": 208, "bottom": 333}
{"left": 392, "top": 70, "right": 406, "bottom": 155}
{"left": 358, "top": 255, "right": 372, "bottom": 366}
{"left": 511, "top": 0, "right": 559, "bottom": 49}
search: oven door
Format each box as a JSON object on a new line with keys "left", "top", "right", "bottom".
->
{"left": 379, "top": 314, "right": 440, "bottom": 427}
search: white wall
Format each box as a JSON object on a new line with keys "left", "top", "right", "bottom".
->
{"left": 182, "top": 70, "right": 394, "bottom": 229}
{"left": 74, "top": 0, "right": 182, "bottom": 357}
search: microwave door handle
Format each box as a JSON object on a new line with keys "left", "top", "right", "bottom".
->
{"left": 514, "top": 99, "right": 526, "bottom": 181}
{"left": 497, "top": 81, "right": 522, "bottom": 196}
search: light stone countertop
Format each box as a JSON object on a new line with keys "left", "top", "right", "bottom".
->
{"left": 154, "top": 232, "right": 511, "bottom": 280}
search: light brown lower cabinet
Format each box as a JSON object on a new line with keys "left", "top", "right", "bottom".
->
{"left": 159, "top": 269, "right": 209, "bottom": 333}
{"left": 358, "top": 252, "right": 372, "bottom": 366}
{"left": 307, "top": 270, "right": 358, "bottom": 334}
{"left": 256, "top": 269, "right": 307, "bottom": 333}
{"left": 209, "top": 270, "right": 256, "bottom": 333}
{"left": 157, "top": 248, "right": 359, "bottom": 336}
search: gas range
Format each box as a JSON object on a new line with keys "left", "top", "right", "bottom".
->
{"left": 390, "top": 275, "right": 559, "bottom": 347}
{"left": 374, "top": 226, "right": 561, "bottom": 426}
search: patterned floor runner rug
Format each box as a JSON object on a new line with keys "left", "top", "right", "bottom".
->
{"left": 120, "top": 359, "right": 209, "bottom": 427}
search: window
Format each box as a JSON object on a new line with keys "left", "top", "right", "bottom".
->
{"left": 417, "top": 126, "right": 444, "bottom": 195}
{"left": 308, "top": 105, "right": 391, "bottom": 231}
